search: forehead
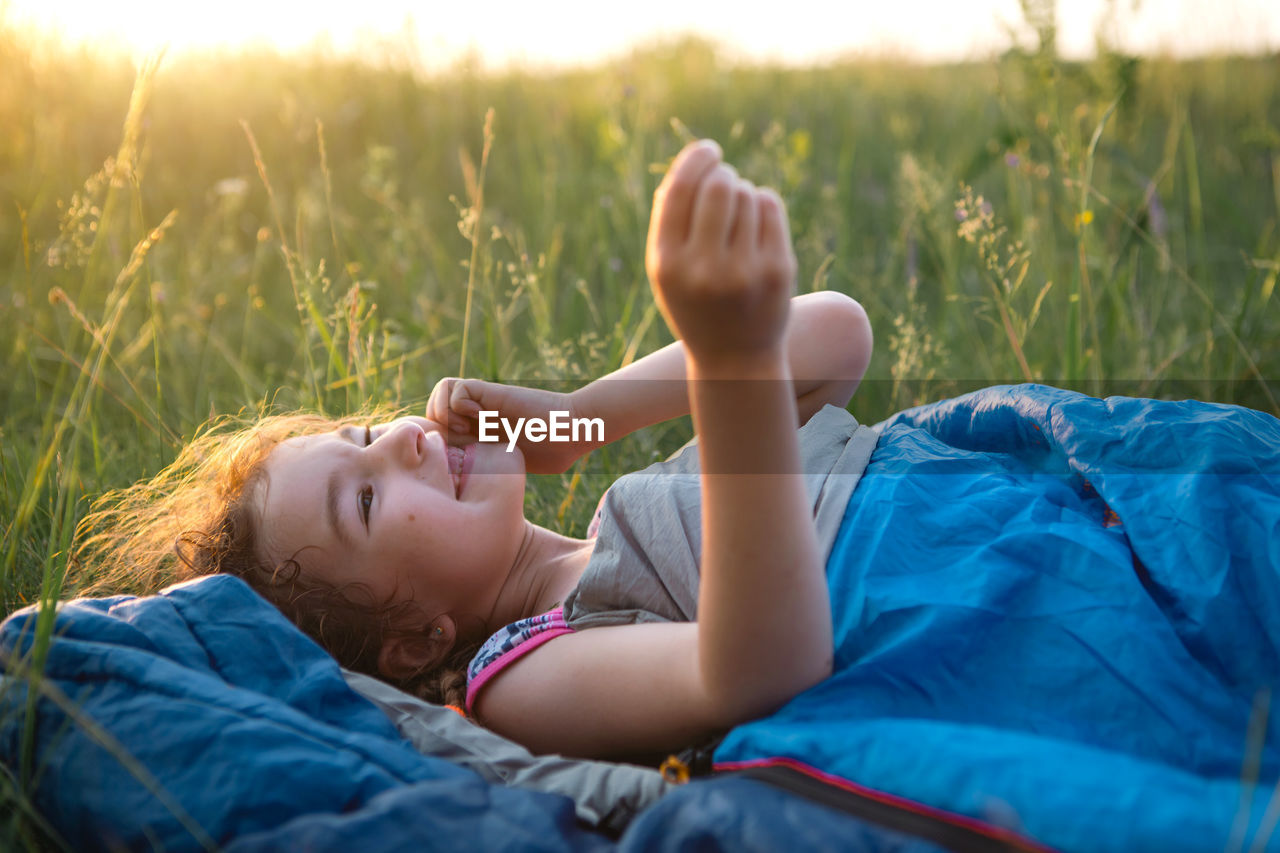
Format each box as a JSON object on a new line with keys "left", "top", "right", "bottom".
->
{"left": 280, "top": 424, "right": 355, "bottom": 453}
{"left": 261, "top": 424, "right": 359, "bottom": 508}
{"left": 255, "top": 430, "right": 350, "bottom": 568}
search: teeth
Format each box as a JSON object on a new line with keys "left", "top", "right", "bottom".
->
{"left": 447, "top": 446, "right": 464, "bottom": 495}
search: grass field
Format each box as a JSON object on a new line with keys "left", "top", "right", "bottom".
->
{"left": 0, "top": 16, "right": 1278, "bottom": 847}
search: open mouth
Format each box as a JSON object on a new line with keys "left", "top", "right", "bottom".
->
{"left": 447, "top": 445, "right": 473, "bottom": 497}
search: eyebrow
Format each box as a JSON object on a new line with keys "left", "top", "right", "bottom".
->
{"left": 326, "top": 466, "right": 356, "bottom": 551}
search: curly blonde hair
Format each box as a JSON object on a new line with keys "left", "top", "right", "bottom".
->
{"left": 75, "top": 410, "right": 475, "bottom": 707}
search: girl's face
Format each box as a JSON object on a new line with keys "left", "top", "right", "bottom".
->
{"left": 256, "top": 415, "right": 528, "bottom": 622}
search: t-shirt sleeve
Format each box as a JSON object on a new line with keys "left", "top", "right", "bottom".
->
{"left": 563, "top": 405, "right": 878, "bottom": 630}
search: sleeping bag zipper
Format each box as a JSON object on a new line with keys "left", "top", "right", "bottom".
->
{"left": 718, "top": 759, "right": 1056, "bottom": 853}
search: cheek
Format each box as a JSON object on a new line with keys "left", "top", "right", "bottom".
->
{"left": 474, "top": 441, "right": 525, "bottom": 475}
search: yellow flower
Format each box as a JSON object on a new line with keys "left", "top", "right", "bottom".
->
{"left": 788, "top": 129, "right": 812, "bottom": 162}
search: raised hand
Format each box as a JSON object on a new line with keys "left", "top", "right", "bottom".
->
{"left": 645, "top": 139, "right": 798, "bottom": 374}
{"left": 425, "top": 377, "right": 590, "bottom": 475}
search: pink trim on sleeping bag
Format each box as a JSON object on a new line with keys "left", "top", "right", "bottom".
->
{"left": 715, "top": 757, "right": 1059, "bottom": 853}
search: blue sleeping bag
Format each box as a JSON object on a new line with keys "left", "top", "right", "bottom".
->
{"left": 717, "top": 384, "right": 1280, "bottom": 852}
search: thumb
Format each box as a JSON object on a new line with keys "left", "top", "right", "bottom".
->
{"left": 426, "top": 376, "right": 456, "bottom": 427}
{"left": 427, "top": 377, "right": 479, "bottom": 435}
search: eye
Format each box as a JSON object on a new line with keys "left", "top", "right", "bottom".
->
{"left": 358, "top": 486, "right": 374, "bottom": 528}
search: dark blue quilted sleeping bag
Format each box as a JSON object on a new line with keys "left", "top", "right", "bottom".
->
{"left": 0, "top": 567, "right": 951, "bottom": 851}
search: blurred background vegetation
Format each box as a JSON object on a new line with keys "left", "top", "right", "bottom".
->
{"left": 1, "top": 7, "right": 1279, "bottom": 842}
{"left": 3, "top": 10, "right": 1280, "bottom": 581}
{"left": 4, "top": 22, "right": 1279, "bottom": 612}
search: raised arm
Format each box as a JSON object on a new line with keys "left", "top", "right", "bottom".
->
{"left": 472, "top": 140, "right": 834, "bottom": 758}
{"left": 642, "top": 138, "right": 832, "bottom": 718}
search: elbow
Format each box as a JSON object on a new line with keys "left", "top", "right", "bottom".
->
{"left": 777, "top": 653, "right": 833, "bottom": 716}
{"left": 797, "top": 291, "right": 874, "bottom": 409}
{"left": 788, "top": 649, "right": 833, "bottom": 701}
{"left": 703, "top": 649, "right": 834, "bottom": 729}
{"left": 812, "top": 650, "right": 835, "bottom": 687}
{"left": 818, "top": 291, "right": 873, "bottom": 391}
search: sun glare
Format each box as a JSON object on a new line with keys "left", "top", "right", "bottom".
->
{"left": 7, "top": 0, "right": 1279, "bottom": 67}
{"left": 6, "top": 0, "right": 385, "bottom": 56}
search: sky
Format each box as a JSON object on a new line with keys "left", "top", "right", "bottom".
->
{"left": 6, "top": 0, "right": 1280, "bottom": 68}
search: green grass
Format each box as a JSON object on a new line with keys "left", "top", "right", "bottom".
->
{"left": 0, "top": 20, "right": 1278, "bottom": 849}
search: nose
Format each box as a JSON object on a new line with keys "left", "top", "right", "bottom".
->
{"left": 377, "top": 419, "right": 424, "bottom": 468}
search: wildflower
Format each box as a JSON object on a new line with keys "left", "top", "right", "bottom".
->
{"left": 1005, "top": 153, "right": 1021, "bottom": 168}
{"left": 955, "top": 188, "right": 995, "bottom": 243}
{"left": 789, "top": 129, "right": 812, "bottom": 162}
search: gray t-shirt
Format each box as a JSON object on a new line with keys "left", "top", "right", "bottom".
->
{"left": 563, "top": 404, "right": 878, "bottom": 629}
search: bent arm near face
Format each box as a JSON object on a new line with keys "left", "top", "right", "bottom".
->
{"left": 571, "top": 290, "right": 872, "bottom": 446}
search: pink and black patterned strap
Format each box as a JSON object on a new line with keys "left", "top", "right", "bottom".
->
{"left": 465, "top": 607, "right": 573, "bottom": 713}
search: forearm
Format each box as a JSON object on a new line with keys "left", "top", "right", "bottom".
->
{"left": 571, "top": 292, "right": 872, "bottom": 445}
{"left": 570, "top": 340, "right": 691, "bottom": 445}
{"left": 690, "top": 352, "right": 832, "bottom": 720}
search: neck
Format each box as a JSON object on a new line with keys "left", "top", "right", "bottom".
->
{"left": 482, "top": 521, "right": 593, "bottom": 635}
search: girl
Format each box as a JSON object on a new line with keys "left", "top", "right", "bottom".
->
{"left": 79, "top": 139, "right": 875, "bottom": 760}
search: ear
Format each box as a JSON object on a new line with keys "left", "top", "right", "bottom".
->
{"left": 377, "top": 616, "right": 456, "bottom": 681}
